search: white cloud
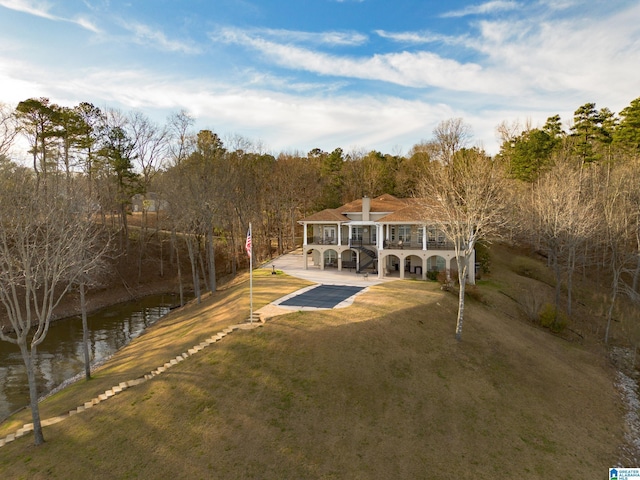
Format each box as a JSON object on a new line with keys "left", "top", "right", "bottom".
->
{"left": 0, "top": 55, "right": 456, "bottom": 154}
{"left": 469, "top": 3, "right": 640, "bottom": 105}
{"left": 0, "top": 0, "right": 100, "bottom": 32}
{"left": 374, "top": 30, "right": 457, "bottom": 45}
{"left": 0, "top": 0, "right": 55, "bottom": 19}
{"left": 247, "top": 28, "right": 368, "bottom": 47}
{"left": 120, "top": 22, "right": 201, "bottom": 54}
{"left": 441, "top": 1, "right": 520, "bottom": 18}
{"left": 214, "top": 27, "right": 522, "bottom": 95}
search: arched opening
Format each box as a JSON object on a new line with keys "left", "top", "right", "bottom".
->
{"left": 382, "top": 254, "right": 401, "bottom": 277}
{"left": 341, "top": 249, "right": 358, "bottom": 271}
{"left": 324, "top": 249, "right": 338, "bottom": 268}
{"left": 305, "top": 248, "right": 321, "bottom": 269}
{"left": 404, "top": 254, "right": 423, "bottom": 277}
{"left": 427, "top": 255, "right": 446, "bottom": 280}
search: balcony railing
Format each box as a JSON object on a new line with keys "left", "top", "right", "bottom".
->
{"left": 427, "top": 240, "right": 455, "bottom": 250}
{"left": 307, "top": 236, "right": 455, "bottom": 251}
{"left": 349, "top": 237, "right": 376, "bottom": 247}
{"left": 382, "top": 239, "right": 455, "bottom": 250}
{"left": 310, "top": 236, "right": 338, "bottom": 245}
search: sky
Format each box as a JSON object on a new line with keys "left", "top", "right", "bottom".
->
{"left": 0, "top": 0, "right": 639, "bottom": 158}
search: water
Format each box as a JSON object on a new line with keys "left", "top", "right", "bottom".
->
{"left": 0, "top": 294, "right": 180, "bottom": 422}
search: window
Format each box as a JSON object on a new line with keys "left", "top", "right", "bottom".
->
{"left": 324, "top": 250, "right": 337, "bottom": 265}
{"left": 323, "top": 226, "right": 336, "bottom": 244}
{"left": 398, "top": 226, "right": 411, "bottom": 242}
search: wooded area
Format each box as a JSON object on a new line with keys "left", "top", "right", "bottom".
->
{"left": 1, "top": 96, "right": 640, "bottom": 325}
{"left": 1, "top": 95, "right": 640, "bottom": 443}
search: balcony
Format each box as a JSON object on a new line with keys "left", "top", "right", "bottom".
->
{"left": 427, "top": 240, "right": 455, "bottom": 250}
{"left": 309, "top": 236, "right": 338, "bottom": 245}
{"left": 349, "top": 237, "right": 376, "bottom": 248}
{"left": 383, "top": 239, "right": 421, "bottom": 250}
{"left": 381, "top": 239, "right": 455, "bottom": 251}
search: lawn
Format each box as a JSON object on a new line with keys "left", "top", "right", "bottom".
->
{"left": 0, "top": 264, "right": 624, "bottom": 479}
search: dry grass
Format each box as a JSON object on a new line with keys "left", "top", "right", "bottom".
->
{"left": 0, "top": 255, "right": 625, "bottom": 479}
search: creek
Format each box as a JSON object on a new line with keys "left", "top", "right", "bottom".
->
{"left": 0, "top": 294, "right": 181, "bottom": 422}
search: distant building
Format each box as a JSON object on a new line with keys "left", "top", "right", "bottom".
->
{"left": 131, "top": 193, "right": 167, "bottom": 213}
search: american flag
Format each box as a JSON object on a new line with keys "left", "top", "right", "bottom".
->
{"left": 245, "top": 225, "right": 252, "bottom": 258}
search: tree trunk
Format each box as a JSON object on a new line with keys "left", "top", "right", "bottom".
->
{"left": 186, "top": 237, "right": 200, "bottom": 303}
{"left": 605, "top": 268, "right": 620, "bottom": 344}
{"left": 80, "top": 281, "right": 91, "bottom": 380}
{"left": 552, "top": 248, "right": 562, "bottom": 323}
{"left": 170, "top": 228, "right": 176, "bottom": 266}
{"left": 566, "top": 247, "right": 576, "bottom": 317}
{"left": 206, "top": 225, "right": 216, "bottom": 292}
{"left": 19, "top": 342, "right": 45, "bottom": 445}
{"left": 455, "top": 273, "right": 466, "bottom": 341}
{"left": 174, "top": 240, "right": 184, "bottom": 307}
{"left": 633, "top": 251, "right": 640, "bottom": 294}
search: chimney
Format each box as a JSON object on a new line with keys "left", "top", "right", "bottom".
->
{"left": 362, "top": 196, "right": 370, "bottom": 222}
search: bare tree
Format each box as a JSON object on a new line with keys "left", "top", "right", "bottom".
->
{"left": 129, "top": 111, "right": 169, "bottom": 187}
{"left": 167, "top": 109, "right": 195, "bottom": 166}
{"left": 601, "top": 162, "right": 639, "bottom": 343}
{"left": 417, "top": 148, "right": 507, "bottom": 340}
{"left": 0, "top": 171, "right": 108, "bottom": 445}
{"left": 432, "top": 118, "right": 472, "bottom": 165}
{"left": 527, "top": 160, "right": 598, "bottom": 321}
{"left": 0, "top": 102, "right": 18, "bottom": 159}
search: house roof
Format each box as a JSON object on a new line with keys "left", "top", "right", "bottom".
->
{"left": 377, "top": 201, "right": 425, "bottom": 222}
{"left": 336, "top": 194, "right": 409, "bottom": 214}
{"left": 301, "top": 209, "right": 349, "bottom": 222}
{"left": 300, "top": 194, "right": 442, "bottom": 224}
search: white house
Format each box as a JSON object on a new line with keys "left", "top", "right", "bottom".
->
{"left": 299, "top": 194, "right": 476, "bottom": 283}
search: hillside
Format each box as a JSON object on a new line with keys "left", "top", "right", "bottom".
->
{"left": 0, "top": 244, "right": 629, "bottom": 479}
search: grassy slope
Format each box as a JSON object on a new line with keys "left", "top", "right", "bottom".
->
{"left": 0, "top": 252, "right": 624, "bottom": 479}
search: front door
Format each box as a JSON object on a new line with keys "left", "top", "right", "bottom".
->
{"left": 323, "top": 226, "right": 336, "bottom": 244}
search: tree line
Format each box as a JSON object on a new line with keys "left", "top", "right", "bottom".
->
{"left": 1, "top": 95, "right": 640, "bottom": 445}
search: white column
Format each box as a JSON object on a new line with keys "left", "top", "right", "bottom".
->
{"left": 303, "top": 224, "right": 308, "bottom": 245}
{"left": 338, "top": 223, "right": 342, "bottom": 246}
{"left": 422, "top": 226, "right": 427, "bottom": 250}
{"left": 348, "top": 225, "right": 352, "bottom": 246}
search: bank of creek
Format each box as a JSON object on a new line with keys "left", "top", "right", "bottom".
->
{"left": 0, "top": 294, "right": 183, "bottom": 422}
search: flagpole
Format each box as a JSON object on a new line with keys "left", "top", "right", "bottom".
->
{"left": 248, "top": 223, "right": 253, "bottom": 323}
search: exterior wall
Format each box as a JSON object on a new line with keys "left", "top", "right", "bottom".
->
{"left": 301, "top": 219, "right": 476, "bottom": 284}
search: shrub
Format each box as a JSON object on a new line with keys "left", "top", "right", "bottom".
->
{"left": 475, "top": 241, "right": 491, "bottom": 275}
{"left": 426, "top": 270, "right": 439, "bottom": 281}
{"left": 512, "top": 256, "right": 546, "bottom": 281}
{"left": 539, "top": 303, "right": 567, "bottom": 333}
{"left": 521, "top": 288, "right": 546, "bottom": 323}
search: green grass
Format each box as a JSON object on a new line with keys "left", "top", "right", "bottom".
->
{"left": 0, "top": 261, "right": 624, "bottom": 479}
